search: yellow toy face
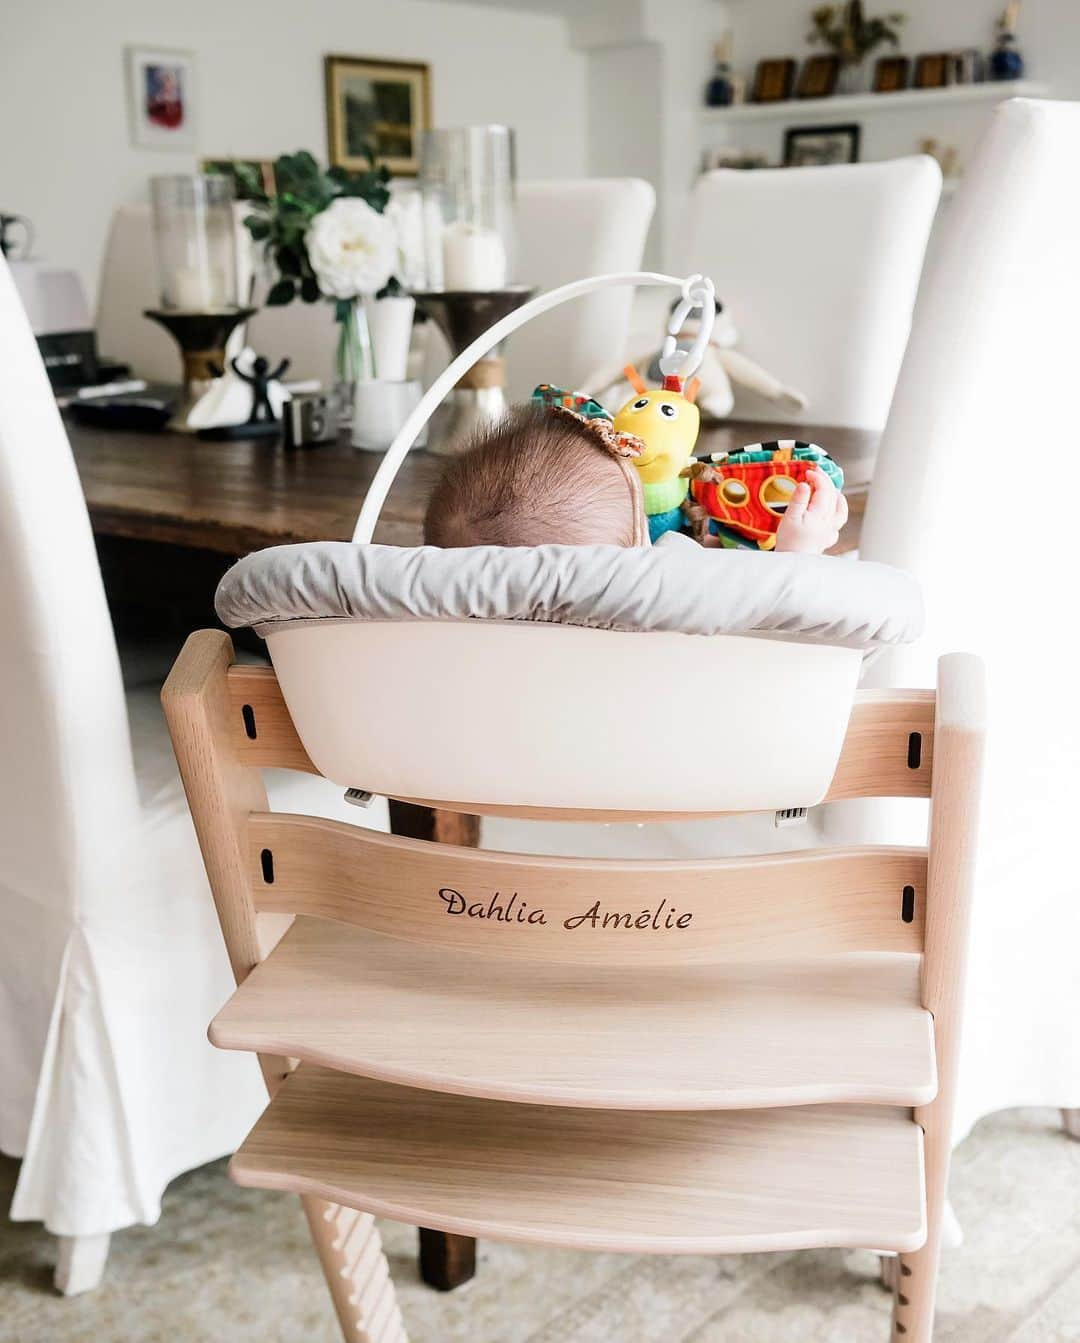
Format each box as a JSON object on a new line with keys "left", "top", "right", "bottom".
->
{"left": 613, "top": 388, "right": 701, "bottom": 482}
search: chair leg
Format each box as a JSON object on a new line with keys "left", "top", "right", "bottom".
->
{"left": 418, "top": 1227, "right": 477, "bottom": 1291}
{"left": 388, "top": 798, "right": 479, "bottom": 1292}
{"left": 302, "top": 1197, "right": 408, "bottom": 1343}
{"left": 889, "top": 1198, "right": 945, "bottom": 1343}
{"left": 53, "top": 1232, "right": 111, "bottom": 1296}
{"left": 1063, "top": 1109, "right": 1080, "bottom": 1140}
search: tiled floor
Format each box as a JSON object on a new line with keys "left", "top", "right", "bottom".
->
{"left": 2, "top": 1108, "right": 1078, "bottom": 1342}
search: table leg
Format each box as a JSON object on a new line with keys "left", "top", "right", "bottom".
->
{"left": 388, "top": 800, "right": 480, "bottom": 1292}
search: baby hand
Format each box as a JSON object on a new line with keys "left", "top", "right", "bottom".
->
{"left": 774, "top": 468, "right": 848, "bottom": 554}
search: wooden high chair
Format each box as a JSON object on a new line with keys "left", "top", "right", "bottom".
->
{"left": 163, "top": 630, "right": 984, "bottom": 1343}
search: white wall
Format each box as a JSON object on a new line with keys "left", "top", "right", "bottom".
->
{"left": 1, "top": 0, "right": 587, "bottom": 308}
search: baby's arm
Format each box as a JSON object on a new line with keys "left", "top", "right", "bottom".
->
{"left": 774, "top": 468, "right": 848, "bottom": 554}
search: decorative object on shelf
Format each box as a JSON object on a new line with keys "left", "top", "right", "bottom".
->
{"left": 912, "top": 53, "right": 950, "bottom": 89}
{"left": 705, "top": 34, "right": 736, "bottom": 106}
{"left": 325, "top": 55, "right": 431, "bottom": 176}
{"left": 797, "top": 54, "right": 841, "bottom": 98}
{"left": 947, "top": 49, "right": 984, "bottom": 84}
{"left": 783, "top": 122, "right": 861, "bottom": 166}
{"left": 234, "top": 150, "right": 405, "bottom": 423}
{"left": 125, "top": 46, "right": 195, "bottom": 150}
{"left": 146, "top": 174, "right": 254, "bottom": 430}
{"left": 873, "top": 55, "right": 911, "bottom": 91}
{"left": 0, "top": 212, "right": 33, "bottom": 260}
{"left": 751, "top": 58, "right": 797, "bottom": 103}
{"left": 417, "top": 125, "right": 532, "bottom": 450}
{"left": 201, "top": 158, "right": 276, "bottom": 198}
{"left": 808, "top": 2, "right": 905, "bottom": 95}
{"left": 989, "top": 1, "right": 1024, "bottom": 81}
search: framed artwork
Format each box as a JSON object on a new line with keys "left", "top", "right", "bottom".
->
{"left": 783, "top": 123, "right": 862, "bottom": 167}
{"left": 201, "top": 158, "right": 277, "bottom": 199}
{"left": 751, "top": 58, "right": 797, "bottom": 104}
{"left": 125, "top": 46, "right": 196, "bottom": 150}
{"left": 873, "top": 56, "right": 911, "bottom": 93}
{"left": 796, "top": 55, "right": 840, "bottom": 99}
{"left": 913, "top": 53, "right": 950, "bottom": 89}
{"left": 324, "top": 55, "right": 432, "bottom": 176}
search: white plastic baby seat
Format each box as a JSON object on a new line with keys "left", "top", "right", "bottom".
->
{"left": 215, "top": 273, "right": 924, "bottom": 814}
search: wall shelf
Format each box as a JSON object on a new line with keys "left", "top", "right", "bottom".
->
{"left": 701, "top": 80, "right": 1048, "bottom": 127}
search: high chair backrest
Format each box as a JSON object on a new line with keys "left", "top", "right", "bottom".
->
{"left": 164, "top": 630, "right": 982, "bottom": 983}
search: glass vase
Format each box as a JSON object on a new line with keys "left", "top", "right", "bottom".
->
{"left": 334, "top": 297, "right": 374, "bottom": 426}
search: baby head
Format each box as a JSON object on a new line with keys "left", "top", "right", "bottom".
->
{"left": 423, "top": 403, "right": 647, "bottom": 548}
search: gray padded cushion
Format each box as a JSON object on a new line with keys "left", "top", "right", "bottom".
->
{"left": 215, "top": 532, "right": 923, "bottom": 650}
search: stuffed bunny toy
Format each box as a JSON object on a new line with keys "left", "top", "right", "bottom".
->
{"left": 583, "top": 300, "right": 807, "bottom": 423}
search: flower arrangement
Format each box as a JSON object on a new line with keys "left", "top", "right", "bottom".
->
{"left": 231, "top": 151, "right": 405, "bottom": 393}
{"left": 808, "top": 1, "right": 904, "bottom": 67}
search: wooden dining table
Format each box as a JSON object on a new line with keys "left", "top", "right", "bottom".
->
{"left": 69, "top": 415, "right": 877, "bottom": 558}
{"left": 68, "top": 409, "right": 878, "bottom": 1293}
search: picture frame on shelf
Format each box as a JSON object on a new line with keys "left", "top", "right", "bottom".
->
{"left": 201, "top": 158, "right": 276, "bottom": 199}
{"left": 783, "top": 123, "right": 861, "bottom": 168}
{"left": 796, "top": 55, "right": 841, "bottom": 99}
{"left": 873, "top": 55, "right": 911, "bottom": 93}
{"left": 752, "top": 58, "right": 797, "bottom": 104}
{"left": 324, "top": 54, "right": 432, "bottom": 176}
{"left": 125, "top": 46, "right": 196, "bottom": 150}
{"left": 913, "top": 53, "right": 950, "bottom": 89}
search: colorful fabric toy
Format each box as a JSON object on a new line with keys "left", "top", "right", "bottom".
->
{"left": 610, "top": 366, "right": 702, "bottom": 543}
{"left": 683, "top": 440, "right": 843, "bottom": 551}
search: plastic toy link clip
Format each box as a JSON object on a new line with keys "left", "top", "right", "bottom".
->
{"left": 658, "top": 274, "right": 717, "bottom": 385}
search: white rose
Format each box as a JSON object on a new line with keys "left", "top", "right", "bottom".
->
{"left": 306, "top": 198, "right": 397, "bottom": 299}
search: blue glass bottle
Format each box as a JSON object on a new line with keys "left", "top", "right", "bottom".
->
{"left": 989, "top": 32, "right": 1024, "bottom": 80}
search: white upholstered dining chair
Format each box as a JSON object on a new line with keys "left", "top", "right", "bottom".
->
{"left": 0, "top": 255, "right": 387, "bottom": 1295}
{"left": 686, "top": 157, "right": 942, "bottom": 430}
{"left": 503, "top": 177, "right": 655, "bottom": 400}
{"left": 830, "top": 97, "right": 1080, "bottom": 1142}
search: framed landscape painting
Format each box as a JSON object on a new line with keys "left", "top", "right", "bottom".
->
{"left": 324, "top": 55, "right": 431, "bottom": 176}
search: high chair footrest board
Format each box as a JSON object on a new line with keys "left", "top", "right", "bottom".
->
{"left": 230, "top": 1065, "right": 928, "bottom": 1255}
{"left": 209, "top": 919, "right": 936, "bottom": 1110}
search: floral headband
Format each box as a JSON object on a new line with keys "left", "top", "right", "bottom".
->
{"left": 530, "top": 384, "right": 648, "bottom": 546}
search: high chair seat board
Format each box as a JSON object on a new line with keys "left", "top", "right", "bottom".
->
{"left": 231, "top": 1065, "right": 928, "bottom": 1256}
{"left": 210, "top": 919, "right": 937, "bottom": 1110}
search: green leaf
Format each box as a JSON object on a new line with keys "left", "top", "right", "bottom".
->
{"left": 245, "top": 216, "right": 271, "bottom": 241}
{"left": 266, "top": 278, "right": 297, "bottom": 306}
{"left": 300, "top": 275, "right": 321, "bottom": 303}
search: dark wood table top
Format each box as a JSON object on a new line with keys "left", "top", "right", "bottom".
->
{"left": 68, "top": 416, "right": 877, "bottom": 556}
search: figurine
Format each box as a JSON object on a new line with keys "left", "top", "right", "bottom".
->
{"left": 232, "top": 353, "right": 290, "bottom": 424}
{"left": 989, "top": 0, "right": 1024, "bottom": 80}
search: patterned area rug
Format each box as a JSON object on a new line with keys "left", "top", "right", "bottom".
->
{"left": 2, "top": 1108, "right": 1078, "bottom": 1342}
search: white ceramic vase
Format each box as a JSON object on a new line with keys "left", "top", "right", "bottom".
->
{"left": 363, "top": 294, "right": 416, "bottom": 383}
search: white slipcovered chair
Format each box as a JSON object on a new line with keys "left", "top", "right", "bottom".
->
{"left": 686, "top": 158, "right": 942, "bottom": 429}
{"left": 0, "top": 255, "right": 387, "bottom": 1293}
{"left": 834, "top": 97, "right": 1080, "bottom": 1139}
{"left": 503, "top": 178, "right": 655, "bottom": 400}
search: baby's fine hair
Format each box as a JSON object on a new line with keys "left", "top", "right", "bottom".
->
{"left": 423, "top": 404, "right": 639, "bottom": 548}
